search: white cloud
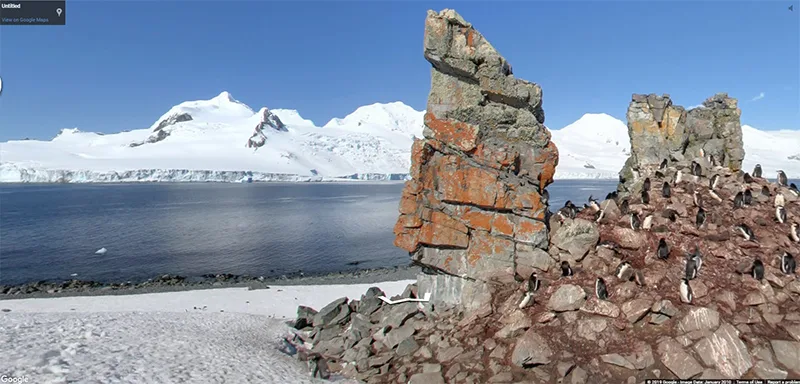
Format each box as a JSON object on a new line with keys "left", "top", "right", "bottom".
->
{"left": 751, "top": 92, "right": 766, "bottom": 102}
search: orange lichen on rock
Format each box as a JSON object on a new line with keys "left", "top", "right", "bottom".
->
{"left": 424, "top": 112, "right": 480, "bottom": 152}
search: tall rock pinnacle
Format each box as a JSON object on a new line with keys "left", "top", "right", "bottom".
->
{"left": 393, "top": 9, "right": 558, "bottom": 306}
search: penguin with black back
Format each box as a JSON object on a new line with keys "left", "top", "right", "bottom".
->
{"left": 656, "top": 238, "right": 670, "bottom": 260}
{"left": 780, "top": 252, "right": 796, "bottom": 275}
{"left": 643, "top": 177, "right": 651, "bottom": 191}
{"left": 753, "top": 164, "right": 762, "bottom": 178}
{"left": 743, "top": 172, "right": 754, "bottom": 184}
{"left": 778, "top": 170, "right": 788, "bottom": 187}
{"left": 662, "top": 182, "right": 672, "bottom": 198}
{"left": 752, "top": 259, "right": 765, "bottom": 281}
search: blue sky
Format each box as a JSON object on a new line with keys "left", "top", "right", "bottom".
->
{"left": 1, "top": 1, "right": 798, "bottom": 141}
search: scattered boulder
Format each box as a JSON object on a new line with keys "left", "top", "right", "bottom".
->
{"left": 547, "top": 284, "right": 587, "bottom": 312}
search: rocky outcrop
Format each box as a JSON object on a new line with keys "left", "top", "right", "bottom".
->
{"left": 392, "top": 9, "right": 558, "bottom": 309}
{"left": 247, "top": 107, "right": 287, "bottom": 149}
{"left": 619, "top": 93, "right": 745, "bottom": 195}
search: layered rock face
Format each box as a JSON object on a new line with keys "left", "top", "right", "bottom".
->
{"left": 393, "top": 9, "right": 558, "bottom": 306}
{"left": 247, "top": 108, "right": 287, "bottom": 149}
{"left": 619, "top": 93, "right": 745, "bottom": 194}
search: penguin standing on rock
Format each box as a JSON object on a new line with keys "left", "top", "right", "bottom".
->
{"left": 776, "top": 206, "right": 787, "bottom": 224}
{"left": 641, "top": 189, "right": 650, "bottom": 205}
{"left": 691, "top": 161, "right": 702, "bottom": 177}
{"left": 736, "top": 224, "right": 756, "bottom": 241}
{"left": 659, "top": 159, "right": 668, "bottom": 170}
{"left": 778, "top": 170, "right": 788, "bottom": 187}
{"left": 680, "top": 278, "right": 693, "bottom": 304}
{"left": 734, "top": 192, "right": 745, "bottom": 209}
{"left": 674, "top": 170, "right": 684, "bottom": 184}
{"left": 761, "top": 185, "right": 771, "bottom": 197}
{"left": 630, "top": 212, "right": 641, "bottom": 231}
{"left": 662, "top": 182, "right": 672, "bottom": 198}
{"left": 561, "top": 261, "right": 573, "bottom": 277}
{"left": 780, "top": 252, "right": 796, "bottom": 275}
{"left": 595, "top": 278, "right": 609, "bottom": 301}
{"left": 528, "top": 272, "right": 541, "bottom": 293}
{"left": 709, "top": 174, "right": 720, "bottom": 190}
{"left": 752, "top": 259, "right": 765, "bottom": 281}
{"left": 690, "top": 247, "right": 703, "bottom": 274}
{"left": 588, "top": 195, "right": 601, "bottom": 212}
{"left": 518, "top": 272, "right": 540, "bottom": 309}
{"left": 615, "top": 261, "right": 633, "bottom": 281}
{"left": 643, "top": 178, "right": 651, "bottom": 191}
{"left": 696, "top": 207, "right": 706, "bottom": 228}
{"left": 753, "top": 164, "right": 763, "bottom": 178}
{"left": 791, "top": 222, "right": 800, "bottom": 243}
{"left": 685, "top": 254, "right": 698, "bottom": 280}
{"left": 743, "top": 173, "right": 754, "bottom": 184}
{"left": 743, "top": 187, "right": 753, "bottom": 206}
{"left": 657, "top": 238, "right": 670, "bottom": 260}
{"left": 642, "top": 214, "right": 653, "bottom": 230}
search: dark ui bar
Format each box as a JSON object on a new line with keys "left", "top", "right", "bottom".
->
{"left": 0, "top": 0, "right": 66, "bottom": 26}
{"left": 646, "top": 380, "right": 800, "bottom": 384}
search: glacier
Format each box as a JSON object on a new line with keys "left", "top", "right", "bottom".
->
{"left": 1, "top": 91, "right": 798, "bottom": 183}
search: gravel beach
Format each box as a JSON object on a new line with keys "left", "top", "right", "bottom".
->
{"left": 0, "top": 265, "right": 422, "bottom": 301}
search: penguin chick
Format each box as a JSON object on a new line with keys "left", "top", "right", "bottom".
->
{"left": 561, "top": 261, "right": 573, "bottom": 277}
{"left": 695, "top": 207, "right": 706, "bottom": 228}
{"left": 680, "top": 278, "right": 693, "bottom": 304}
{"left": 595, "top": 278, "right": 609, "bottom": 301}
{"left": 752, "top": 259, "right": 765, "bottom": 281}
{"left": 615, "top": 261, "right": 633, "bottom": 281}
{"left": 662, "top": 182, "right": 672, "bottom": 198}
{"left": 656, "top": 238, "right": 669, "bottom": 260}
{"left": 675, "top": 170, "right": 684, "bottom": 184}
{"left": 753, "top": 164, "right": 762, "bottom": 178}
{"left": 761, "top": 185, "right": 771, "bottom": 197}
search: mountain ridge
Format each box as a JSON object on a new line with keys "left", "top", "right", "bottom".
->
{"left": 1, "top": 92, "right": 798, "bottom": 183}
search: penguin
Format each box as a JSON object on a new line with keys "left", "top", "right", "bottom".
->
{"left": 778, "top": 170, "right": 788, "bottom": 187}
{"left": 561, "top": 261, "right": 573, "bottom": 277}
{"left": 630, "top": 212, "right": 641, "bottom": 231}
{"left": 659, "top": 159, "right": 668, "bottom": 170}
{"left": 733, "top": 191, "right": 744, "bottom": 209}
{"left": 674, "top": 170, "right": 684, "bottom": 184}
{"left": 692, "top": 191, "right": 701, "bottom": 207}
{"left": 605, "top": 191, "right": 618, "bottom": 201}
{"left": 527, "top": 272, "right": 541, "bottom": 293}
{"left": 685, "top": 254, "right": 698, "bottom": 280}
{"left": 776, "top": 206, "right": 787, "bottom": 224}
{"left": 588, "top": 195, "right": 601, "bottom": 212}
{"left": 595, "top": 208, "right": 605, "bottom": 223}
{"left": 662, "top": 182, "right": 672, "bottom": 198}
{"left": 690, "top": 247, "right": 703, "bottom": 274}
{"left": 642, "top": 214, "right": 653, "bottom": 230}
{"left": 699, "top": 148, "right": 705, "bottom": 158}
{"left": 656, "top": 238, "right": 670, "bottom": 260}
{"left": 662, "top": 208, "right": 678, "bottom": 222}
{"left": 655, "top": 170, "right": 665, "bottom": 179}
{"left": 696, "top": 207, "right": 706, "bottom": 228}
{"left": 791, "top": 222, "right": 800, "bottom": 243}
{"left": 595, "top": 277, "right": 609, "bottom": 301}
{"left": 775, "top": 193, "right": 785, "bottom": 208}
{"left": 736, "top": 224, "right": 756, "bottom": 241}
{"left": 709, "top": 190, "right": 723, "bottom": 203}
{"left": 680, "top": 278, "right": 693, "bottom": 304}
{"left": 753, "top": 164, "right": 763, "bottom": 178}
{"left": 615, "top": 261, "right": 633, "bottom": 280}
{"left": 752, "top": 259, "right": 765, "bottom": 281}
{"left": 761, "top": 185, "right": 771, "bottom": 197}
{"left": 620, "top": 199, "right": 630, "bottom": 215}
{"left": 643, "top": 177, "right": 651, "bottom": 191}
{"left": 707, "top": 154, "right": 715, "bottom": 167}
{"left": 691, "top": 161, "right": 702, "bottom": 177}
{"left": 598, "top": 240, "right": 620, "bottom": 251}
{"left": 518, "top": 292, "right": 533, "bottom": 309}
{"left": 709, "top": 174, "right": 720, "bottom": 190}
{"left": 743, "top": 172, "right": 754, "bottom": 184}
{"left": 789, "top": 183, "right": 799, "bottom": 197}
{"left": 743, "top": 187, "right": 753, "bottom": 206}
{"left": 780, "top": 251, "right": 796, "bottom": 275}
{"left": 641, "top": 189, "right": 650, "bottom": 205}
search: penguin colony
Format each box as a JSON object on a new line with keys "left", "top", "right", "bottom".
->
{"left": 519, "top": 158, "right": 798, "bottom": 310}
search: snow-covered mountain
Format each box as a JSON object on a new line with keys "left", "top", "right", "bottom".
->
{"left": 1, "top": 93, "right": 798, "bottom": 183}
{"left": 0, "top": 92, "right": 425, "bottom": 183}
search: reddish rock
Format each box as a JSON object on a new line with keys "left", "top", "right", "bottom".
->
{"left": 393, "top": 9, "right": 556, "bottom": 286}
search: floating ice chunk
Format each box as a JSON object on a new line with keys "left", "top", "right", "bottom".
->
{"left": 95, "top": 248, "right": 107, "bottom": 255}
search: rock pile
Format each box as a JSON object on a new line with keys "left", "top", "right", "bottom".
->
{"left": 392, "top": 8, "right": 559, "bottom": 311}
{"left": 618, "top": 93, "right": 745, "bottom": 195}
{"left": 286, "top": 8, "right": 800, "bottom": 384}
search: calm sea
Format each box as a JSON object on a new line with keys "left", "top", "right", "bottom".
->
{"left": 0, "top": 180, "right": 619, "bottom": 285}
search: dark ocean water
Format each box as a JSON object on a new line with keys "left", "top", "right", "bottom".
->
{"left": 1, "top": 180, "right": 618, "bottom": 285}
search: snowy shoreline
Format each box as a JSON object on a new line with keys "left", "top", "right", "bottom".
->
{"left": 0, "top": 266, "right": 422, "bottom": 301}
